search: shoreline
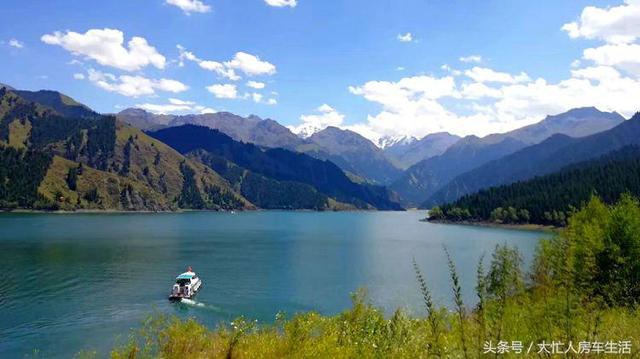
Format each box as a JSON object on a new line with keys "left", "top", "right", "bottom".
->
{"left": 0, "top": 207, "right": 402, "bottom": 215}
{"left": 422, "top": 218, "right": 559, "bottom": 233}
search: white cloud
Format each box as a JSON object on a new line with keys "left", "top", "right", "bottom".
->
{"left": 347, "top": 75, "right": 460, "bottom": 141}
{"left": 41, "top": 28, "right": 165, "bottom": 71}
{"left": 441, "top": 64, "right": 462, "bottom": 76}
{"left": 330, "top": 2, "right": 640, "bottom": 144}
{"left": 251, "top": 93, "right": 263, "bottom": 103}
{"left": 396, "top": 66, "right": 405, "bottom": 71}
{"left": 464, "top": 66, "right": 530, "bottom": 84}
{"left": 200, "top": 60, "right": 240, "bottom": 80}
{"left": 349, "top": 75, "right": 458, "bottom": 111}
{"left": 87, "top": 69, "right": 187, "bottom": 97}
{"left": 348, "top": 60, "right": 640, "bottom": 142}
{"left": 136, "top": 98, "right": 215, "bottom": 115}
{"left": 8, "top": 38, "right": 23, "bottom": 49}
{"left": 288, "top": 104, "right": 345, "bottom": 137}
{"left": 73, "top": 73, "right": 85, "bottom": 80}
{"left": 177, "top": 45, "right": 198, "bottom": 65}
{"left": 166, "top": 0, "right": 211, "bottom": 14}
{"left": 168, "top": 98, "right": 195, "bottom": 106}
{"left": 460, "top": 82, "right": 502, "bottom": 99}
{"left": 206, "top": 84, "right": 238, "bottom": 99}
{"left": 177, "top": 45, "right": 241, "bottom": 80}
{"left": 562, "top": 0, "right": 640, "bottom": 44}
{"left": 459, "top": 55, "right": 482, "bottom": 63}
{"left": 265, "top": 0, "right": 297, "bottom": 8}
{"left": 246, "top": 91, "right": 277, "bottom": 105}
{"left": 224, "top": 52, "right": 276, "bottom": 76}
{"left": 397, "top": 33, "right": 414, "bottom": 42}
{"left": 247, "top": 80, "right": 265, "bottom": 89}
{"left": 136, "top": 103, "right": 192, "bottom": 114}
{"left": 177, "top": 45, "right": 275, "bottom": 80}
{"left": 582, "top": 42, "right": 640, "bottom": 76}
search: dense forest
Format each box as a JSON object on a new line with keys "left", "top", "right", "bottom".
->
{"left": 429, "top": 145, "right": 640, "bottom": 226}
{"left": 0, "top": 147, "right": 53, "bottom": 209}
{"left": 189, "top": 150, "right": 330, "bottom": 210}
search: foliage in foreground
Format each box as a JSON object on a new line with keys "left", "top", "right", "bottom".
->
{"left": 101, "top": 196, "right": 640, "bottom": 358}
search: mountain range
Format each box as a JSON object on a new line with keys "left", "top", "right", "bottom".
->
{"left": 2, "top": 83, "right": 635, "bottom": 213}
{"left": 118, "top": 108, "right": 411, "bottom": 184}
{"left": 0, "top": 85, "right": 401, "bottom": 211}
{"left": 383, "top": 132, "right": 461, "bottom": 169}
{"left": 425, "top": 111, "right": 640, "bottom": 207}
{"left": 149, "top": 125, "right": 402, "bottom": 210}
{"left": 391, "top": 107, "right": 626, "bottom": 206}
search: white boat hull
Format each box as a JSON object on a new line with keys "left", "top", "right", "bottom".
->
{"left": 169, "top": 277, "right": 202, "bottom": 301}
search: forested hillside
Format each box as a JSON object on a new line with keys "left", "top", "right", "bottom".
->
{"left": 0, "top": 86, "right": 250, "bottom": 211}
{"left": 187, "top": 150, "right": 331, "bottom": 210}
{"left": 120, "top": 108, "right": 404, "bottom": 185}
{"left": 149, "top": 125, "right": 403, "bottom": 210}
{"left": 430, "top": 145, "right": 640, "bottom": 226}
{"left": 393, "top": 107, "right": 624, "bottom": 206}
{"left": 425, "top": 112, "right": 640, "bottom": 207}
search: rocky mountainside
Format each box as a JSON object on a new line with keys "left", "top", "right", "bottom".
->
{"left": 298, "top": 126, "right": 402, "bottom": 184}
{"left": 391, "top": 107, "right": 625, "bottom": 206}
{"left": 383, "top": 132, "right": 460, "bottom": 169}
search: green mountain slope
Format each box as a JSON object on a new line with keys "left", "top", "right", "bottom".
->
{"left": 187, "top": 149, "right": 340, "bottom": 210}
{"left": 425, "top": 112, "right": 640, "bottom": 207}
{"left": 149, "top": 125, "right": 403, "bottom": 210}
{"left": 432, "top": 145, "right": 640, "bottom": 226}
{"left": 0, "top": 86, "right": 250, "bottom": 211}
{"left": 13, "top": 89, "right": 100, "bottom": 119}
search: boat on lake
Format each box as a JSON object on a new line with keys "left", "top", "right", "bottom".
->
{"left": 169, "top": 268, "right": 202, "bottom": 301}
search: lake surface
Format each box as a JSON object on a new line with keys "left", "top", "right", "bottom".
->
{"left": 0, "top": 211, "right": 545, "bottom": 358}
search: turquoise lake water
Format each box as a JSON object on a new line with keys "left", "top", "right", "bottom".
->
{"left": 0, "top": 211, "right": 544, "bottom": 358}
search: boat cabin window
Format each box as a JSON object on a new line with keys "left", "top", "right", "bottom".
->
{"left": 176, "top": 278, "right": 191, "bottom": 285}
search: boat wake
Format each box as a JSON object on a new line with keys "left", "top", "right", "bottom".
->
{"left": 179, "top": 298, "right": 205, "bottom": 307}
{"left": 178, "top": 298, "right": 223, "bottom": 313}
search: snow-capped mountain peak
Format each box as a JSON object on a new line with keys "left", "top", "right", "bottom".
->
{"left": 376, "top": 134, "right": 417, "bottom": 149}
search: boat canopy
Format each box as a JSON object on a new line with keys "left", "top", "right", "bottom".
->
{"left": 176, "top": 272, "right": 196, "bottom": 279}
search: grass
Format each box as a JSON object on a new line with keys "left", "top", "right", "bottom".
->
{"left": 7, "top": 118, "right": 31, "bottom": 149}
{"left": 99, "top": 290, "right": 640, "bottom": 358}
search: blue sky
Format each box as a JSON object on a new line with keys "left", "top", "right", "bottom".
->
{"left": 1, "top": 0, "right": 639, "bottom": 143}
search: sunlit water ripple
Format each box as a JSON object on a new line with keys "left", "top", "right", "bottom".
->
{"left": 0, "top": 211, "right": 546, "bottom": 358}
